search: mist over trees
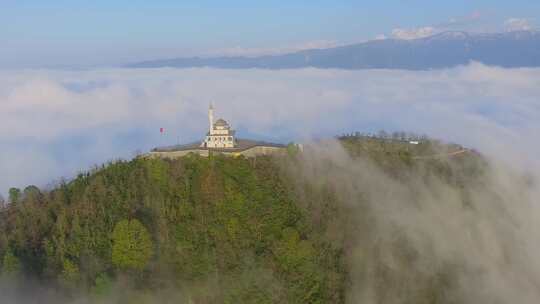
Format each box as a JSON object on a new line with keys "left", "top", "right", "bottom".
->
{"left": 0, "top": 136, "right": 536, "bottom": 303}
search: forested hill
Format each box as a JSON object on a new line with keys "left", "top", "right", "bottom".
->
{"left": 0, "top": 136, "right": 489, "bottom": 303}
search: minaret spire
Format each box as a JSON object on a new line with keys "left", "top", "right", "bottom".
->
{"left": 208, "top": 103, "right": 214, "bottom": 135}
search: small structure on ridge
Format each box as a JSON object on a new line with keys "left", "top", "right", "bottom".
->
{"left": 148, "top": 104, "right": 288, "bottom": 158}
{"left": 201, "top": 104, "right": 236, "bottom": 148}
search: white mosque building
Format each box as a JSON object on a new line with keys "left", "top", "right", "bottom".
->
{"left": 149, "top": 104, "right": 289, "bottom": 158}
{"left": 201, "top": 104, "right": 237, "bottom": 149}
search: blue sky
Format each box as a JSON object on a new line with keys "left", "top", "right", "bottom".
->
{"left": 1, "top": 1, "right": 539, "bottom": 68}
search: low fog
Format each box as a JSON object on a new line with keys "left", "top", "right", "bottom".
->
{"left": 292, "top": 140, "right": 540, "bottom": 303}
{"left": 1, "top": 63, "right": 540, "bottom": 195}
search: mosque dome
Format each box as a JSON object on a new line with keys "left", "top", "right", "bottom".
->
{"left": 214, "top": 118, "right": 229, "bottom": 127}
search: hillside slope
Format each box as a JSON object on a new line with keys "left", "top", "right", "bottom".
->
{"left": 0, "top": 137, "right": 495, "bottom": 303}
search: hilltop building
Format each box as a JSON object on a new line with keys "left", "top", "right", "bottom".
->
{"left": 148, "top": 104, "right": 288, "bottom": 158}
{"left": 201, "top": 104, "right": 236, "bottom": 148}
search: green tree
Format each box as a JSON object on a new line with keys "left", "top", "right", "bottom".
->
{"left": 111, "top": 219, "right": 153, "bottom": 272}
{"left": 2, "top": 248, "right": 21, "bottom": 275}
{"left": 91, "top": 273, "right": 113, "bottom": 297}
{"left": 286, "top": 142, "right": 300, "bottom": 157}
{"left": 8, "top": 187, "right": 21, "bottom": 204}
{"left": 59, "top": 259, "right": 81, "bottom": 289}
{"left": 23, "top": 185, "right": 42, "bottom": 202}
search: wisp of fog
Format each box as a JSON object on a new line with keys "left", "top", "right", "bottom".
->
{"left": 291, "top": 140, "right": 540, "bottom": 303}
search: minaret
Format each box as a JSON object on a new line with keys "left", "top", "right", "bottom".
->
{"left": 208, "top": 103, "right": 214, "bottom": 135}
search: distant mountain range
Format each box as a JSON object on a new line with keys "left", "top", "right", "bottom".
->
{"left": 128, "top": 31, "right": 540, "bottom": 70}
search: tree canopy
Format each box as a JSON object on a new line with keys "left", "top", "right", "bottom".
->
{"left": 0, "top": 135, "right": 488, "bottom": 303}
{"left": 111, "top": 219, "right": 153, "bottom": 272}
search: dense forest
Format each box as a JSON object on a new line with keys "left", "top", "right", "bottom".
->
{"left": 0, "top": 136, "right": 494, "bottom": 303}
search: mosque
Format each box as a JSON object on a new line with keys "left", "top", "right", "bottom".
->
{"left": 201, "top": 104, "right": 236, "bottom": 149}
{"left": 148, "top": 104, "right": 288, "bottom": 158}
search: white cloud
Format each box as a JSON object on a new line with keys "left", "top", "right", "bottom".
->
{"left": 0, "top": 64, "right": 540, "bottom": 194}
{"left": 504, "top": 18, "right": 535, "bottom": 32}
{"left": 391, "top": 26, "right": 437, "bottom": 40}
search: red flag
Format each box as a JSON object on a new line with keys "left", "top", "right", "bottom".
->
{"left": 160, "top": 127, "right": 164, "bottom": 134}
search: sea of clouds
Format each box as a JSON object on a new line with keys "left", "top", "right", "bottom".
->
{"left": 0, "top": 63, "right": 539, "bottom": 195}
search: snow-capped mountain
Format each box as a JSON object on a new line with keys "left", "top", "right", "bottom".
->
{"left": 128, "top": 31, "right": 540, "bottom": 70}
